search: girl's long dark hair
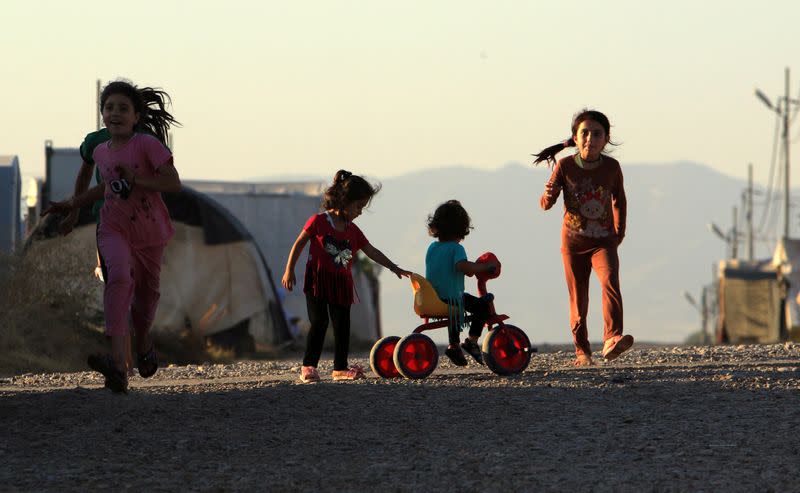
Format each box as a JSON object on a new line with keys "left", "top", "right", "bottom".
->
{"left": 100, "top": 79, "right": 180, "bottom": 147}
{"left": 532, "top": 109, "right": 614, "bottom": 167}
{"left": 321, "top": 169, "right": 381, "bottom": 211}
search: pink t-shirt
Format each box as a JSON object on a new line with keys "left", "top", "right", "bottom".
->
{"left": 93, "top": 133, "right": 175, "bottom": 247}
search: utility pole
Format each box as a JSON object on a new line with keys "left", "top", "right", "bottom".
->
{"left": 783, "top": 67, "right": 790, "bottom": 240}
{"left": 755, "top": 67, "right": 798, "bottom": 241}
{"left": 747, "top": 163, "right": 754, "bottom": 260}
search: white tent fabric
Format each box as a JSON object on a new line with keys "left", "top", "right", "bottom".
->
{"left": 157, "top": 222, "right": 279, "bottom": 342}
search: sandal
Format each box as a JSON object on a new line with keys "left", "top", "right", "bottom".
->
{"left": 88, "top": 354, "right": 128, "bottom": 393}
{"left": 602, "top": 335, "right": 634, "bottom": 361}
{"left": 332, "top": 364, "right": 366, "bottom": 381}
{"left": 137, "top": 345, "right": 159, "bottom": 378}
{"left": 300, "top": 366, "right": 321, "bottom": 383}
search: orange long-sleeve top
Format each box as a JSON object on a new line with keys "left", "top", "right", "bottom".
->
{"left": 540, "top": 154, "right": 627, "bottom": 252}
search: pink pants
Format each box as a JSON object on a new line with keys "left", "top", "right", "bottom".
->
{"left": 98, "top": 230, "right": 165, "bottom": 338}
{"left": 562, "top": 243, "right": 623, "bottom": 357}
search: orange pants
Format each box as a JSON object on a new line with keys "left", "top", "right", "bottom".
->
{"left": 562, "top": 243, "right": 623, "bottom": 356}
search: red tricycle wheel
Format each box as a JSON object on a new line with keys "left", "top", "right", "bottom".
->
{"left": 369, "top": 336, "right": 401, "bottom": 378}
{"left": 393, "top": 333, "right": 438, "bottom": 379}
{"left": 482, "top": 325, "right": 532, "bottom": 376}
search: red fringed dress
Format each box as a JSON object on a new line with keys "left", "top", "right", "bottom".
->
{"left": 302, "top": 212, "right": 368, "bottom": 306}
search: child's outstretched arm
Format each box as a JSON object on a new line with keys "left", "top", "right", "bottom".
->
{"left": 360, "top": 243, "right": 411, "bottom": 279}
{"left": 40, "top": 183, "right": 106, "bottom": 217}
{"left": 456, "top": 259, "right": 498, "bottom": 278}
{"left": 282, "top": 230, "right": 311, "bottom": 291}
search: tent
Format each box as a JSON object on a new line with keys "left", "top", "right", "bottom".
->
{"left": 185, "top": 180, "right": 383, "bottom": 344}
{"left": 26, "top": 186, "right": 291, "bottom": 347}
{"left": 715, "top": 258, "right": 786, "bottom": 344}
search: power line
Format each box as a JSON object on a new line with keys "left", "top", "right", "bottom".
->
{"left": 756, "top": 111, "right": 782, "bottom": 235}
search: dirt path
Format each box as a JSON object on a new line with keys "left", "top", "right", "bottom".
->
{"left": 2, "top": 345, "right": 800, "bottom": 492}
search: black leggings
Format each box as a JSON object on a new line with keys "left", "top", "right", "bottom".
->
{"left": 303, "top": 294, "right": 351, "bottom": 371}
{"left": 446, "top": 293, "right": 491, "bottom": 346}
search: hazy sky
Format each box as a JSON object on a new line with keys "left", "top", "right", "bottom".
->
{"left": 3, "top": 0, "right": 800, "bottom": 189}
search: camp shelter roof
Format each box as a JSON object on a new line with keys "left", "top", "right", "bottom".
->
{"left": 717, "top": 258, "right": 776, "bottom": 279}
{"left": 183, "top": 180, "right": 326, "bottom": 197}
{"left": 30, "top": 186, "right": 255, "bottom": 246}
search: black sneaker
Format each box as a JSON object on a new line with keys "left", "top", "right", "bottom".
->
{"left": 444, "top": 346, "right": 468, "bottom": 366}
{"left": 87, "top": 354, "right": 128, "bottom": 394}
{"left": 137, "top": 345, "right": 159, "bottom": 378}
{"left": 460, "top": 338, "right": 484, "bottom": 365}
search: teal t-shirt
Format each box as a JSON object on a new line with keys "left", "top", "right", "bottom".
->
{"left": 426, "top": 240, "right": 468, "bottom": 327}
{"left": 79, "top": 128, "right": 110, "bottom": 223}
{"left": 425, "top": 241, "right": 467, "bottom": 301}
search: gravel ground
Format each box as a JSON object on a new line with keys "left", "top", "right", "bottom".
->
{"left": 2, "top": 343, "right": 800, "bottom": 492}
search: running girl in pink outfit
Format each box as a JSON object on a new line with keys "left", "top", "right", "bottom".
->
{"left": 282, "top": 170, "right": 411, "bottom": 383}
{"left": 56, "top": 88, "right": 179, "bottom": 378}
{"left": 42, "top": 80, "right": 181, "bottom": 392}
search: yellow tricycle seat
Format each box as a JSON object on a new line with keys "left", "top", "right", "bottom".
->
{"left": 410, "top": 273, "right": 450, "bottom": 318}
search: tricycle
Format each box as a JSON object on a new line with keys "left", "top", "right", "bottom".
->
{"left": 369, "top": 252, "right": 533, "bottom": 379}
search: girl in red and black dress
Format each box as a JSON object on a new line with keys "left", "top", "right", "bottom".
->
{"left": 282, "top": 170, "right": 411, "bottom": 382}
{"left": 534, "top": 109, "right": 633, "bottom": 367}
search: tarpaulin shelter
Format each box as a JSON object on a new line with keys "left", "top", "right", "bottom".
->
{"left": 715, "top": 258, "right": 786, "bottom": 344}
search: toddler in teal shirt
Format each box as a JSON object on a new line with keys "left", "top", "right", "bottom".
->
{"left": 425, "top": 200, "right": 499, "bottom": 366}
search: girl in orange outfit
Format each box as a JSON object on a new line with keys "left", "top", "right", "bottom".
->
{"left": 534, "top": 109, "right": 633, "bottom": 366}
